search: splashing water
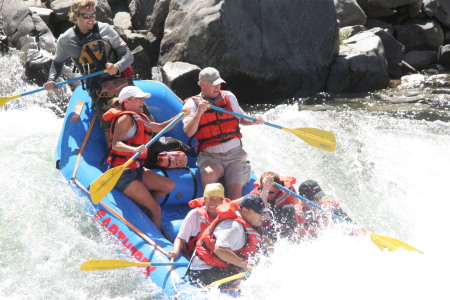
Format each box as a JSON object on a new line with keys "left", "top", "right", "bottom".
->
{"left": 1, "top": 51, "right": 449, "bottom": 299}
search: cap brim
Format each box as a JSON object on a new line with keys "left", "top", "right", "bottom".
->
{"left": 313, "top": 191, "right": 326, "bottom": 201}
{"left": 136, "top": 92, "right": 151, "bottom": 98}
{"left": 211, "top": 78, "right": 226, "bottom": 85}
{"left": 256, "top": 208, "right": 270, "bottom": 214}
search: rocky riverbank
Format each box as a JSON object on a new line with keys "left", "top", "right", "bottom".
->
{"left": 1, "top": 0, "right": 450, "bottom": 103}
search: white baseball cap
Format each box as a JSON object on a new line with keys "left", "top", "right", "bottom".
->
{"left": 118, "top": 86, "right": 151, "bottom": 103}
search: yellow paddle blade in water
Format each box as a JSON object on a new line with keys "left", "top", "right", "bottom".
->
{"left": 369, "top": 233, "right": 423, "bottom": 253}
{"left": 80, "top": 259, "right": 151, "bottom": 271}
{"left": 0, "top": 94, "right": 21, "bottom": 107}
{"left": 283, "top": 127, "right": 336, "bottom": 152}
{"left": 89, "top": 164, "right": 126, "bottom": 204}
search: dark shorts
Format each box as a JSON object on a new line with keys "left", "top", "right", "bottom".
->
{"left": 115, "top": 167, "right": 145, "bottom": 192}
{"left": 188, "top": 267, "right": 240, "bottom": 289}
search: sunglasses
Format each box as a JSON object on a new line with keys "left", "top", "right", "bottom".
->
{"left": 267, "top": 191, "right": 276, "bottom": 195}
{"left": 79, "top": 13, "right": 96, "bottom": 19}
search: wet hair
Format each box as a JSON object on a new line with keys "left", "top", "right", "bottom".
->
{"left": 68, "top": 0, "right": 96, "bottom": 23}
{"left": 107, "top": 97, "right": 122, "bottom": 110}
{"left": 259, "top": 171, "right": 282, "bottom": 189}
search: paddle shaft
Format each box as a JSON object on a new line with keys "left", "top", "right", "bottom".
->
{"left": 127, "top": 112, "right": 184, "bottom": 164}
{"left": 80, "top": 259, "right": 188, "bottom": 271}
{"left": 209, "top": 104, "right": 281, "bottom": 129}
{"left": 207, "top": 271, "right": 251, "bottom": 287}
{"left": 274, "top": 182, "right": 346, "bottom": 222}
{"left": 275, "top": 183, "right": 423, "bottom": 252}
{"left": 25, "top": 70, "right": 106, "bottom": 97}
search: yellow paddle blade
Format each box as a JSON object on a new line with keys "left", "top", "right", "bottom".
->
{"left": 0, "top": 94, "right": 21, "bottom": 107}
{"left": 80, "top": 259, "right": 151, "bottom": 271}
{"left": 207, "top": 271, "right": 250, "bottom": 287}
{"left": 89, "top": 164, "right": 126, "bottom": 204}
{"left": 282, "top": 127, "right": 336, "bottom": 152}
{"left": 369, "top": 233, "right": 423, "bottom": 253}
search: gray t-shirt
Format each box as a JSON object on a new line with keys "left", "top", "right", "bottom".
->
{"left": 48, "top": 21, "right": 133, "bottom": 82}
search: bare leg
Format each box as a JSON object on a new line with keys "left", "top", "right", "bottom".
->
{"left": 141, "top": 169, "right": 175, "bottom": 201}
{"left": 226, "top": 183, "right": 243, "bottom": 200}
{"left": 200, "top": 160, "right": 223, "bottom": 188}
{"left": 123, "top": 180, "right": 163, "bottom": 230}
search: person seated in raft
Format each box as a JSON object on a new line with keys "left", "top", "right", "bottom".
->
{"left": 248, "top": 171, "right": 300, "bottom": 239}
{"left": 102, "top": 86, "right": 182, "bottom": 230}
{"left": 187, "top": 194, "right": 272, "bottom": 289}
{"left": 167, "top": 183, "right": 231, "bottom": 259}
{"left": 295, "top": 180, "right": 364, "bottom": 238}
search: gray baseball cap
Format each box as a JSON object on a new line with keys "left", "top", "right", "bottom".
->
{"left": 199, "top": 67, "right": 226, "bottom": 85}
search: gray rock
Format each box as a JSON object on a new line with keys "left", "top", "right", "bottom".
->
{"left": 335, "top": 0, "right": 367, "bottom": 27}
{"left": 362, "top": 0, "right": 421, "bottom": 8}
{"left": 403, "top": 50, "right": 437, "bottom": 70}
{"left": 365, "top": 18, "right": 394, "bottom": 34}
{"left": 395, "top": 19, "right": 444, "bottom": 51}
{"left": 327, "top": 31, "right": 390, "bottom": 93}
{"left": 130, "top": 45, "right": 152, "bottom": 80}
{"left": 161, "top": 61, "right": 201, "bottom": 100}
{"left": 160, "top": 0, "right": 339, "bottom": 102}
{"left": 437, "top": 44, "right": 450, "bottom": 69}
{"left": 356, "top": 0, "right": 396, "bottom": 18}
{"left": 423, "top": 0, "right": 450, "bottom": 28}
{"left": 369, "top": 27, "right": 405, "bottom": 78}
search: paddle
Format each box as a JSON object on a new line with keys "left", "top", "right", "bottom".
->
{"left": 208, "top": 104, "right": 336, "bottom": 152}
{"left": 273, "top": 182, "right": 423, "bottom": 253}
{"left": 89, "top": 112, "right": 185, "bottom": 204}
{"left": 207, "top": 271, "right": 251, "bottom": 288}
{"left": 0, "top": 69, "right": 107, "bottom": 107}
{"left": 80, "top": 259, "right": 188, "bottom": 271}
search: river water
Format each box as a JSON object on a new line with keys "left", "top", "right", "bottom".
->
{"left": 1, "top": 50, "right": 449, "bottom": 299}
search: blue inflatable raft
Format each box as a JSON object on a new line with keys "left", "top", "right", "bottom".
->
{"left": 55, "top": 80, "right": 256, "bottom": 298}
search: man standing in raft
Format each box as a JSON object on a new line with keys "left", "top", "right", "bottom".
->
{"left": 183, "top": 67, "right": 264, "bottom": 200}
{"left": 44, "top": 0, "right": 135, "bottom": 136}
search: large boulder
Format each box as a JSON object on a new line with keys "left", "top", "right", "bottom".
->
{"left": 327, "top": 30, "right": 390, "bottom": 93}
{"left": 395, "top": 18, "right": 444, "bottom": 51}
{"left": 369, "top": 27, "right": 405, "bottom": 78}
{"left": 334, "top": 0, "right": 367, "bottom": 27}
{"left": 423, "top": 0, "right": 450, "bottom": 28}
{"left": 159, "top": 0, "right": 339, "bottom": 102}
{"left": 1, "top": 0, "right": 56, "bottom": 84}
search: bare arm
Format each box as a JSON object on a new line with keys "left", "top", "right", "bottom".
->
{"left": 167, "top": 237, "right": 186, "bottom": 259}
{"left": 214, "top": 246, "right": 253, "bottom": 271}
{"left": 183, "top": 99, "right": 208, "bottom": 137}
{"left": 111, "top": 115, "right": 147, "bottom": 154}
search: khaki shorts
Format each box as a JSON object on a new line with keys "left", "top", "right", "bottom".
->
{"left": 197, "top": 145, "right": 251, "bottom": 186}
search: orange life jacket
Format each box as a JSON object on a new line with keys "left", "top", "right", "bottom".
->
{"left": 103, "top": 108, "right": 152, "bottom": 169}
{"left": 182, "top": 197, "right": 231, "bottom": 256}
{"left": 294, "top": 198, "right": 339, "bottom": 237}
{"left": 195, "top": 202, "right": 263, "bottom": 268}
{"left": 252, "top": 176, "right": 299, "bottom": 207}
{"left": 190, "top": 92, "right": 242, "bottom": 152}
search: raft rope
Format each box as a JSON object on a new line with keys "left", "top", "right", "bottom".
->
{"left": 71, "top": 111, "right": 97, "bottom": 180}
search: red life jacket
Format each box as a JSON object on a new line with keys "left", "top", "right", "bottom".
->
{"left": 294, "top": 198, "right": 339, "bottom": 237}
{"left": 195, "top": 202, "right": 263, "bottom": 268}
{"left": 251, "top": 176, "right": 299, "bottom": 207}
{"left": 103, "top": 108, "right": 152, "bottom": 169}
{"left": 182, "top": 197, "right": 232, "bottom": 256}
{"left": 190, "top": 92, "right": 242, "bottom": 152}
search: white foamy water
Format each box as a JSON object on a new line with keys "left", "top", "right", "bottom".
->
{"left": 1, "top": 51, "right": 449, "bottom": 299}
